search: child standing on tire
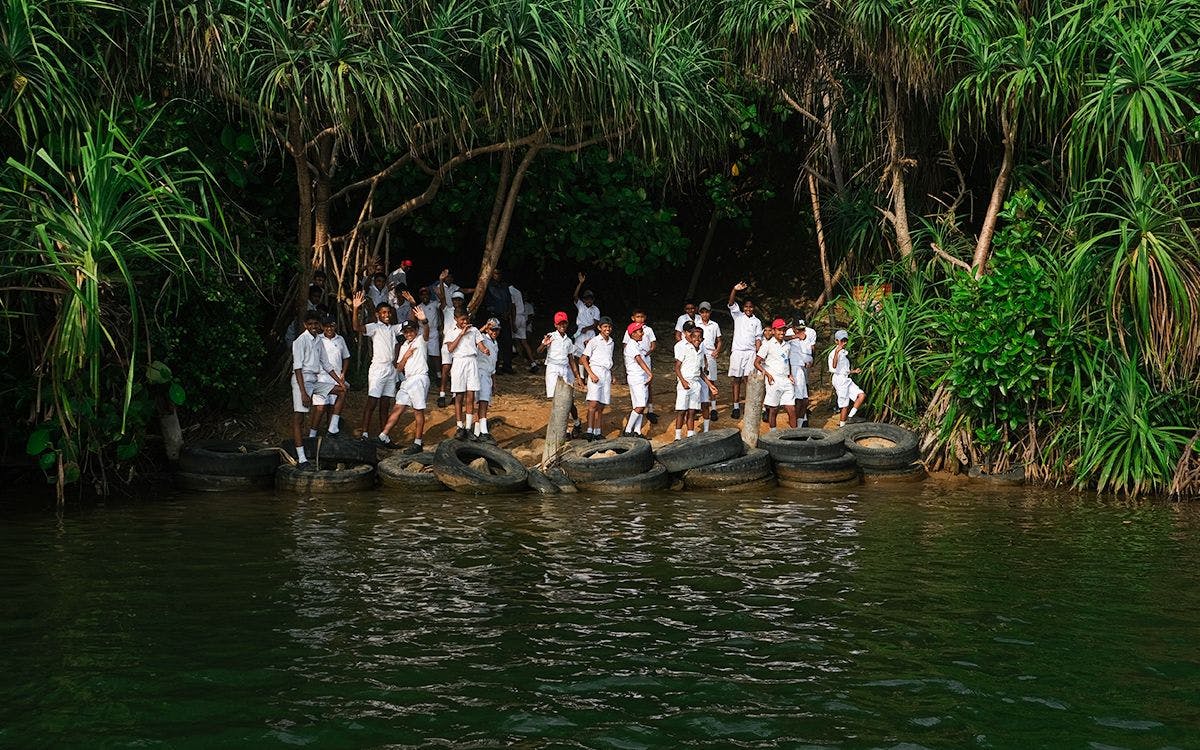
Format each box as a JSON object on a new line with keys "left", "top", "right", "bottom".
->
{"left": 756, "top": 319, "right": 797, "bottom": 429}
{"left": 446, "top": 310, "right": 490, "bottom": 441}
{"left": 581, "top": 316, "right": 615, "bottom": 440}
{"left": 539, "top": 311, "right": 583, "bottom": 436}
{"left": 829, "top": 329, "right": 866, "bottom": 427}
{"left": 784, "top": 316, "right": 817, "bottom": 427}
{"left": 696, "top": 301, "right": 722, "bottom": 428}
{"left": 726, "top": 281, "right": 763, "bottom": 421}
{"left": 291, "top": 312, "right": 345, "bottom": 466}
{"left": 314, "top": 314, "right": 351, "bottom": 436}
{"left": 674, "top": 323, "right": 717, "bottom": 441}
{"left": 622, "top": 322, "right": 653, "bottom": 438}
{"left": 352, "top": 292, "right": 400, "bottom": 440}
{"left": 623, "top": 309, "right": 659, "bottom": 425}
{"left": 379, "top": 300, "right": 431, "bottom": 454}
{"left": 474, "top": 318, "right": 501, "bottom": 443}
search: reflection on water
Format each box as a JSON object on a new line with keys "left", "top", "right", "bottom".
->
{"left": 1, "top": 483, "right": 1199, "bottom": 748}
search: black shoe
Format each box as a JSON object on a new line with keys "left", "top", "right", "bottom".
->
{"left": 437, "top": 395, "right": 447, "bottom": 408}
{"left": 478, "top": 433, "right": 497, "bottom": 444}
{"left": 453, "top": 427, "right": 469, "bottom": 440}
{"left": 402, "top": 443, "right": 423, "bottom": 455}
{"left": 295, "top": 460, "right": 313, "bottom": 471}
{"left": 709, "top": 409, "right": 718, "bottom": 421}
{"left": 528, "top": 363, "right": 539, "bottom": 373}
{"left": 646, "top": 412, "right": 659, "bottom": 425}
{"left": 731, "top": 406, "right": 741, "bottom": 420}
{"left": 761, "top": 409, "right": 769, "bottom": 423}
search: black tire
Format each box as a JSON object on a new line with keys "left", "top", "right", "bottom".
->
{"left": 757, "top": 428, "right": 845, "bottom": 464}
{"left": 378, "top": 452, "right": 446, "bottom": 492}
{"left": 576, "top": 463, "right": 670, "bottom": 494}
{"left": 682, "top": 448, "right": 772, "bottom": 489}
{"left": 561, "top": 437, "right": 654, "bottom": 482}
{"left": 433, "top": 440, "right": 528, "bottom": 494}
{"left": 968, "top": 464, "right": 1025, "bottom": 486}
{"left": 775, "top": 455, "right": 860, "bottom": 484}
{"left": 862, "top": 462, "right": 927, "bottom": 483}
{"left": 275, "top": 462, "right": 376, "bottom": 494}
{"left": 526, "top": 468, "right": 562, "bottom": 495}
{"left": 709, "top": 475, "right": 777, "bottom": 494}
{"left": 654, "top": 428, "right": 743, "bottom": 473}
{"left": 173, "top": 471, "right": 273, "bottom": 492}
{"left": 546, "top": 467, "right": 578, "bottom": 493}
{"left": 278, "top": 437, "right": 379, "bottom": 467}
{"left": 839, "top": 423, "right": 920, "bottom": 470}
{"left": 778, "top": 476, "right": 864, "bottom": 490}
{"left": 178, "top": 440, "right": 280, "bottom": 477}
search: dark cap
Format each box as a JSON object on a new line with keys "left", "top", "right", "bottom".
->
{"left": 598, "top": 316, "right": 613, "bottom": 327}
{"left": 400, "top": 320, "right": 418, "bottom": 332}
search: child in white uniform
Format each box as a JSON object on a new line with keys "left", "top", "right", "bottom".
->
{"left": 474, "top": 318, "right": 501, "bottom": 443}
{"left": 623, "top": 309, "right": 659, "bottom": 424}
{"left": 673, "top": 302, "right": 697, "bottom": 342}
{"left": 314, "top": 314, "right": 351, "bottom": 436}
{"left": 785, "top": 316, "right": 817, "bottom": 426}
{"left": 673, "top": 324, "right": 717, "bottom": 440}
{"left": 695, "top": 301, "right": 723, "bottom": 427}
{"left": 434, "top": 271, "right": 465, "bottom": 407}
{"left": 352, "top": 291, "right": 400, "bottom": 439}
{"left": 380, "top": 306, "right": 431, "bottom": 453}
{"left": 572, "top": 272, "right": 601, "bottom": 353}
{"left": 622, "top": 322, "right": 653, "bottom": 438}
{"left": 417, "top": 285, "right": 441, "bottom": 376}
{"left": 538, "top": 311, "right": 583, "bottom": 436}
{"left": 725, "top": 281, "right": 763, "bottom": 420}
{"left": 446, "top": 310, "right": 490, "bottom": 440}
{"left": 581, "top": 317, "right": 615, "bottom": 440}
{"left": 756, "top": 319, "right": 797, "bottom": 428}
{"left": 829, "top": 329, "right": 866, "bottom": 427}
{"left": 290, "top": 312, "right": 345, "bottom": 465}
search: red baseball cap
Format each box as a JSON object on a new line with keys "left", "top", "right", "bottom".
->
{"left": 626, "top": 322, "right": 644, "bottom": 334}
{"left": 553, "top": 311, "right": 569, "bottom": 324}
{"left": 401, "top": 259, "right": 413, "bottom": 268}
{"left": 771, "top": 318, "right": 786, "bottom": 329}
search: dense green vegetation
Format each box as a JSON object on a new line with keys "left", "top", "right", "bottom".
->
{"left": 1, "top": 0, "right": 1197, "bottom": 497}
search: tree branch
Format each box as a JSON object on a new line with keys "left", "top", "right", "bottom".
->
{"left": 931, "top": 242, "right": 971, "bottom": 271}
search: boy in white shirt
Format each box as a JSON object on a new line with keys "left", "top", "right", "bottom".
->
{"left": 622, "top": 322, "right": 654, "bottom": 438}
{"left": 290, "top": 312, "right": 345, "bottom": 466}
{"left": 623, "top": 309, "right": 659, "bottom": 424}
{"left": 474, "top": 318, "right": 501, "bottom": 443}
{"left": 446, "top": 310, "right": 491, "bottom": 441}
{"left": 314, "top": 314, "right": 351, "bottom": 436}
{"left": 673, "top": 302, "right": 698, "bottom": 342}
{"left": 755, "top": 319, "right": 798, "bottom": 429}
{"left": 379, "top": 304, "right": 432, "bottom": 454}
{"left": 695, "top": 301, "right": 723, "bottom": 427}
{"left": 673, "top": 323, "right": 717, "bottom": 440}
{"left": 829, "top": 329, "right": 866, "bottom": 427}
{"left": 784, "top": 315, "right": 817, "bottom": 427}
{"left": 352, "top": 291, "right": 400, "bottom": 440}
{"left": 416, "top": 285, "right": 441, "bottom": 376}
{"left": 580, "top": 316, "right": 615, "bottom": 440}
{"left": 538, "top": 311, "right": 583, "bottom": 436}
{"left": 433, "top": 269, "right": 464, "bottom": 407}
{"left": 726, "top": 281, "right": 763, "bottom": 421}
{"left": 572, "top": 272, "right": 601, "bottom": 353}
{"left": 366, "top": 272, "right": 389, "bottom": 310}
{"left": 508, "top": 282, "right": 538, "bottom": 373}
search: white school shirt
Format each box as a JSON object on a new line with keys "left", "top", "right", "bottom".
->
{"left": 397, "top": 335, "right": 429, "bottom": 378}
{"left": 543, "top": 331, "right": 576, "bottom": 367}
{"left": 623, "top": 325, "right": 656, "bottom": 357}
{"left": 728, "top": 304, "right": 763, "bottom": 352}
{"left": 575, "top": 300, "right": 600, "bottom": 341}
{"left": 419, "top": 301, "right": 441, "bottom": 347}
{"left": 674, "top": 339, "right": 703, "bottom": 381}
{"left": 317, "top": 334, "right": 350, "bottom": 383}
{"left": 291, "top": 330, "right": 325, "bottom": 375}
{"left": 479, "top": 335, "right": 499, "bottom": 374}
{"left": 583, "top": 335, "right": 615, "bottom": 370}
{"left": 674, "top": 313, "right": 697, "bottom": 333}
{"left": 624, "top": 339, "right": 649, "bottom": 380}
{"left": 508, "top": 286, "right": 524, "bottom": 319}
{"left": 828, "top": 347, "right": 852, "bottom": 379}
{"left": 758, "top": 337, "right": 791, "bottom": 377}
{"left": 364, "top": 321, "right": 400, "bottom": 366}
{"left": 787, "top": 326, "right": 817, "bottom": 366}
{"left": 697, "top": 319, "right": 721, "bottom": 354}
{"left": 366, "top": 285, "right": 388, "bottom": 309}
{"left": 449, "top": 326, "right": 483, "bottom": 362}
{"left": 437, "top": 282, "right": 462, "bottom": 319}
{"left": 442, "top": 310, "right": 463, "bottom": 347}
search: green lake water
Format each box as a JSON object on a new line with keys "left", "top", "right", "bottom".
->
{"left": 2, "top": 482, "right": 1199, "bottom": 749}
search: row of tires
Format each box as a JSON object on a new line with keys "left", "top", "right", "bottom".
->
{"left": 172, "top": 423, "right": 923, "bottom": 495}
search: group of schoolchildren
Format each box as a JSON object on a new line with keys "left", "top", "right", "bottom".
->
{"left": 289, "top": 266, "right": 868, "bottom": 467}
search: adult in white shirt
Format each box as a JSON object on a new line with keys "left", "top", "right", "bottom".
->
{"left": 572, "top": 272, "right": 601, "bottom": 351}
{"left": 290, "top": 312, "right": 344, "bottom": 465}
{"left": 673, "top": 324, "right": 717, "bottom": 440}
{"left": 509, "top": 283, "right": 537, "bottom": 371}
{"left": 446, "top": 309, "right": 491, "bottom": 440}
{"left": 380, "top": 305, "right": 432, "bottom": 453}
{"left": 352, "top": 290, "right": 402, "bottom": 439}
{"left": 315, "top": 315, "right": 351, "bottom": 435}
{"left": 580, "top": 317, "right": 616, "bottom": 439}
{"left": 726, "top": 281, "right": 763, "bottom": 421}
{"left": 829, "top": 329, "right": 866, "bottom": 427}
{"left": 621, "top": 322, "right": 654, "bottom": 438}
{"left": 538, "top": 311, "right": 583, "bottom": 435}
{"left": 755, "top": 319, "right": 797, "bottom": 429}
{"left": 784, "top": 316, "right": 818, "bottom": 426}
{"left": 673, "top": 302, "right": 698, "bottom": 342}
{"left": 695, "top": 301, "right": 723, "bottom": 425}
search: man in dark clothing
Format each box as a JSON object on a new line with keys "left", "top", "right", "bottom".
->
{"left": 483, "top": 268, "right": 515, "bottom": 373}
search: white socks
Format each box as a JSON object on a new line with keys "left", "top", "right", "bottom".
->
{"left": 296, "top": 445, "right": 307, "bottom": 463}
{"left": 625, "top": 412, "right": 639, "bottom": 433}
{"left": 687, "top": 430, "right": 695, "bottom": 438}
{"left": 439, "top": 390, "right": 446, "bottom": 397}
{"left": 674, "top": 428, "right": 682, "bottom": 440}
{"left": 378, "top": 432, "right": 391, "bottom": 444}
{"left": 848, "top": 406, "right": 859, "bottom": 418}
{"left": 465, "top": 414, "right": 475, "bottom": 429}
{"left": 839, "top": 421, "right": 846, "bottom": 428}
{"left": 702, "top": 419, "right": 710, "bottom": 432}
{"left": 414, "top": 438, "right": 423, "bottom": 446}
{"left": 329, "top": 415, "right": 340, "bottom": 432}
{"left": 456, "top": 420, "right": 464, "bottom": 429}
{"left": 474, "top": 418, "right": 489, "bottom": 436}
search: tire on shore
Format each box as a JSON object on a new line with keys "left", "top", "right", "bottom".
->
{"left": 378, "top": 452, "right": 446, "bottom": 492}
{"left": 778, "top": 475, "right": 864, "bottom": 490}
{"left": 526, "top": 468, "right": 562, "bottom": 495}
{"left": 838, "top": 423, "right": 919, "bottom": 470}
{"left": 654, "top": 428, "right": 742, "bottom": 473}
{"left": 278, "top": 437, "right": 380, "bottom": 467}
{"left": 681, "top": 448, "right": 772, "bottom": 489}
{"left": 433, "top": 440, "right": 528, "bottom": 494}
{"left": 709, "top": 474, "right": 777, "bottom": 493}
{"left": 576, "top": 462, "right": 670, "bottom": 495}
{"left": 275, "top": 462, "right": 376, "bottom": 494}
{"left": 775, "top": 452, "right": 860, "bottom": 484}
{"left": 862, "top": 461, "right": 927, "bottom": 483}
{"left": 173, "top": 471, "right": 274, "bottom": 492}
{"left": 561, "top": 437, "right": 653, "bottom": 483}
{"left": 178, "top": 440, "right": 280, "bottom": 477}
{"left": 757, "top": 428, "right": 845, "bottom": 464}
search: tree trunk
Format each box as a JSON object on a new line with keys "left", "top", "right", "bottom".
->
{"left": 884, "top": 81, "right": 914, "bottom": 263}
{"left": 468, "top": 142, "right": 543, "bottom": 314}
{"left": 542, "top": 377, "right": 575, "bottom": 467}
{"left": 972, "top": 118, "right": 1016, "bottom": 277}
{"left": 289, "top": 107, "right": 313, "bottom": 322}
{"left": 686, "top": 209, "right": 720, "bottom": 300}
{"left": 809, "top": 172, "right": 833, "bottom": 305}
{"left": 741, "top": 372, "right": 765, "bottom": 449}
{"left": 311, "top": 133, "right": 335, "bottom": 271}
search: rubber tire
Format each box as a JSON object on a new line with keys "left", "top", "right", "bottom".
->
{"left": 433, "top": 440, "right": 528, "bottom": 494}
{"left": 178, "top": 440, "right": 280, "bottom": 477}
{"left": 561, "top": 437, "right": 654, "bottom": 482}
{"left": 758, "top": 428, "right": 845, "bottom": 464}
{"left": 546, "top": 467, "right": 578, "bottom": 493}
{"left": 778, "top": 475, "right": 864, "bottom": 490}
{"left": 775, "top": 454, "right": 861, "bottom": 484}
{"left": 682, "top": 448, "right": 772, "bottom": 489}
{"left": 709, "top": 475, "right": 778, "bottom": 494}
{"left": 968, "top": 464, "right": 1025, "bottom": 486}
{"left": 378, "top": 452, "right": 446, "bottom": 492}
{"left": 279, "top": 437, "right": 379, "bottom": 467}
{"left": 576, "top": 463, "right": 670, "bottom": 495}
{"left": 654, "top": 428, "right": 743, "bottom": 473}
{"left": 526, "top": 468, "right": 562, "bottom": 495}
{"left": 173, "top": 471, "right": 273, "bottom": 492}
{"left": 839, "top": 423, "right": 920, "bottom": 470}
{"left": 275, "top": 462, "right": 376, "bottom": 494}
{"left": 862, "top": 462, "right": 927, "bottom": 483}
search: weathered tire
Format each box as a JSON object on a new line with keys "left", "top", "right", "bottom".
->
{"left": 682, "top": 448, "right": 772, "bottom": 489}
{"left": 577, "top": 463, "right": 670, "bottom": 494}
{"left": 178, "top": 440, "right": 280, "bottom": 477}
{"left": 546, "top": 467, "right": 578, "bottom": 493}
{"left": 968, "top": 464, "right": 1025, "bottom": 486}
{"left": 778, "top": 476, "right": 864, "bottom": 490}
{"left": 654, "top": 428, "right": 743, "bottom": 473}
{"left": 862, "top": 462, "right": 927, "bottom": 483}
{"left": 433, "top": 440, "right": 528, "bottom": 494}
{"left": 709, "top": 474, "right": 778, "bottom": 493}
{"left": 275, "top": 462, "right": 376, "bottom": 494}
{"left": 279, "top": 437, "right": 379, "bottom": 467}
{"left": 378, "top": 452, "right": 446, "bottom": 492}
{"left": 758, "top": 428, "right": 845, "bottom": 464}
{"left": 839, "top": 423, "right": 919, "bottom": 470}
{"left": 561, "top": 437, "right": 653, "bottom": 482}
{"left": 526, "top": 468, "right": 561, "bottom": 495}
{"left": 173, "top": 471, "right": 273, "bottom": 492}
{"left": 775, "top": 453, "right": 860, "bottom": 484}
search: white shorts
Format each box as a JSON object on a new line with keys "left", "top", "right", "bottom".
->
{"left": 313, "top": 377, "right": 339, "bottom": 406}
{"left": 628, "top": 378, "right": 649, "bottom": 409}
{"left": 396, "top": 373, "right": 429, "bottom": 410}
{"left": 764, "top": 377, "right": 796, "bottom": 407}
{"left": 585, "top": 368, "right": 612, "bottom": 405}
{"left": 791, "top": 365, "right": 809, "bottom": 400}
{"left": 513, "top": 316, "right": 527, "bottom": 340}
{"left": 729, "top": 349, "right": 756, "bottom": 378}
{"left": 834, "top": 376, "right": 864, "bottom": 408}
{"left": 427, "top": 338, "right": 440, "bottom": 357}
{"left": 440, "top": 343, "right": 451, "bottom": 361}
{"left": 292, "top": 375, "right": 334, "bottom": 413}
{"left": 675, "top": 383, "right": 701, "bottom": 412}
{"left": 705, "top": 351, "right": 719, "bottom": 382}
{"left": 367, "top": 362, "right": 398, "bottom": 399}
{"left": 478, "top": 370, "right": 495, "bottom": 403}
{"left": 545, "top": 363, "right": 575, "bottom": 398}
{"left": 450, "top": 357, "right": 481, "bottom": 393}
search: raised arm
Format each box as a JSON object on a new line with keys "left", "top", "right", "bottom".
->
{"left": 728, "top": 281, "right": 747, "bottom": 309}
{"left": 351, "top": 291, "right": 367, "bottom": 335}
{"left": 573, "top": 272, "right": 586, "bottom": 303}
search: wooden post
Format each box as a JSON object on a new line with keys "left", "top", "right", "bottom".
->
{"left": 542, "top": 377, "right": 574, "bottom": 467}
{"left": 741, "top": 371, "right": 765, "bottom": 449}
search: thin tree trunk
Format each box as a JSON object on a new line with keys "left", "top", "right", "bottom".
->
{"left": 289, "top": 107, "right": 314, "bottom": 322}
{"left": 884, "top": 81, "right": 914, "bottom": 263}
{"left": 311, "top": 134, "right": 335, "bottom": 271}
{"left": 686, "top": 209, "right": 720, "bottom": 300}
{"left": 812, "top": 248, "right": 857, "bottom": 311}
{"left": 973, "top": 116, "right": 1016, "bottom": 277}
{"left": 485, "top": 151, "right": 514, "bottom": 252}
{"left": 809, "top": 172, "right": 833, "bottom": 304}
{"left": 468, "top": 142, "right": 543, "bottom": 314}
